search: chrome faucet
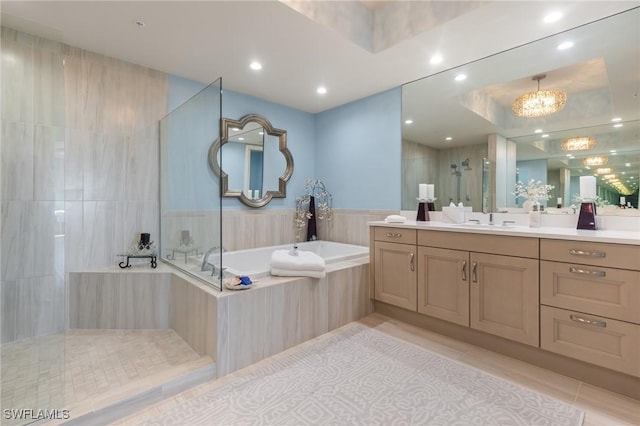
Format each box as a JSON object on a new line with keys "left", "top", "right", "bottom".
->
{"left": 201, "top": 245, "right": 227, "bottom": 276}
{"left": 489, "top": 213, "right": 494, "bottom": 225}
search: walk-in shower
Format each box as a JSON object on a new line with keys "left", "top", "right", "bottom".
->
{"left": 450, "top": 158, "right": 473, "bottom": 204}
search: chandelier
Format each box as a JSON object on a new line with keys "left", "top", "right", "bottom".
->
{"left": 583, "top": 156, "right": 608, "bottom": 167}
{"left": 595, "top": 167, "right": 612, "bottom": 174}
{"left": 512, "top": 74, "right": 567, "bottom": 118}
{"left": 561, "top": 136, "right": 595, "bottom": 151}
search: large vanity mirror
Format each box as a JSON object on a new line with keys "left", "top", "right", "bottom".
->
{"left": 209, "top": 114, "right": 294, "bottom": 208}
{"left": 402, "top": 7, "right": 639, "bottom": 213}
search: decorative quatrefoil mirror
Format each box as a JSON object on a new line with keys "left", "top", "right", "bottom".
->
{"left": 208, "top": 114, "right": 294, "bottom": 208}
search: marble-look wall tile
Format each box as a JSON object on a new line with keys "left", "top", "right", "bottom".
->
{"left": 1, "top": 121, "right": 34, "bottom": 201}
{"left": 32, "top": 201, "right": 59, "bottom": 277}
{"left": 32, "top": 274, "right": 66, "bottom": 336}
{"left": 1, "top": 28, "right": 34, "bottom": 124}
{"left": 83, "top": 201, "right": 116, "bottom": 268}
{"left": 83, "top": 132, "right": 126, "bottom": 201}
{"left": 169, "top": 274, "right": 216, "bottom": 359}
{"left": 68, "top": 272, "right": 170, "bottom": 329}
{"left": 328, "top": 263, "right": 373, "bottom": 331}
{"left": 322, "top": 209, "right": 395, "bottom": 246}
{"left": 34, "top": 125, "right": 65, "bottom": 201}
{"left": 64, "top": 128, "right": 84, "bottom": 201}
{"left": 124, "top": 132, "right": 159, "bottom": 201}
{"left": 1, "top": 201, "right": 35, "bottom": 281}
{"left": 64, "top": 201, "right": 85, "bottom": 272}
{"left": 1, "top": 280, "right": 19, "bottom": 343}
{"left": 33, "top": 42, "right": 66, "bottom": 127}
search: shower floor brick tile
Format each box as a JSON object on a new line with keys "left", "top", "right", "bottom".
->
{"left": 1, "top": 329, "right": 200, "bottom": 419}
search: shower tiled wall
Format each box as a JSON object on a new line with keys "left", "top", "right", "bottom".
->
{"left": 1, "top": 27, "right": 167, "bottom": 342}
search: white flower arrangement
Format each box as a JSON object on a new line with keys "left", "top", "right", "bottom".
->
{"left": 571, "top": 193, "right": 609, "bottom": 207}
{"left": 513, "top": 179, "right": 554, "bottom": 205}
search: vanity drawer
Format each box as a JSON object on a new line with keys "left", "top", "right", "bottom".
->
{"left": 541, "top": 305, "right": 640, "bottom": 377}
{"left": 540, "top": 239, "right": 640, "bottom": 271}
{"left": 418, "top": 230, "right": 538, "bottom": 258}
{"left": 374, "top": 227, "right": 416, "bottom": 245}
{"left": 541, "top": 261, "right": 640, "bottom": 324}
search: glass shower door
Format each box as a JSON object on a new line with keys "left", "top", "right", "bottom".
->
{"left": 159, "top": 78, "right": 223, "bottom": 291}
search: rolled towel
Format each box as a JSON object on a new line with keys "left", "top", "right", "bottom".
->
{"left": 270, "top": 249, "right": 326, "bottom": 271}
{"left": 270, "top": 267, "right": 326, "bottom": 279}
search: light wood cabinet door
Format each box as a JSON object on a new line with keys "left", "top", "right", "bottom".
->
{"left": 374, "top": 241, "right": 417, "bottom": 311}
{"left": 470, "top": 253, "right": 539, "bottom": 346}
{"left": 417, "top": 246, "right": 469, "bottom": 326}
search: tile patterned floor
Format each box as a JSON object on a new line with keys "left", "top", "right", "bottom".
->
{"left": 1, "top": 330, "right": 200, "bottom": 426}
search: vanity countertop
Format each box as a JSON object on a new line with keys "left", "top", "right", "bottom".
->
{"left": 369, "top": 220, "right": 640, "bottom": 246}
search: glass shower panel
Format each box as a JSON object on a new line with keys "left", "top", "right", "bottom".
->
{"left": 159, "top": 78, "right": 223, "bottom": 291}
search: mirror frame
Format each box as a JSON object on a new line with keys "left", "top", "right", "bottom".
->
{"left": 208, "top": 114, "right": 294, "bottom": 208}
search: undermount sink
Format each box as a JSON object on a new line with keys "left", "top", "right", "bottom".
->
{"left": 451, "top": 223, "right": 515, "bottom": 230}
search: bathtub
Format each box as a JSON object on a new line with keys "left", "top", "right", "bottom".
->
{"left": 219, "top": 240, "right": 368, "bottom": 278}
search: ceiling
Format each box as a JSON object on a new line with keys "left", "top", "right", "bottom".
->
{"left": 1, "top": 1, "right": 637, "bottom": 114}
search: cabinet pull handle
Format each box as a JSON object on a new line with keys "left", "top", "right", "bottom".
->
{"left": 570, "top": 314, "right": 607, "bottom": 328}
{"left": 461, "top": 260, "right": 467, "bottom": 281}
{"left": 409, "top": 253, "right": 415, "bottom": 271}
{"left": 472, "top": 262, "right": 478, "bottom": 283}
{"left": 386, "top": 232, "right": 402, "bottom": 238}
{"left": 569, "top": 249, "right": 605, "bottom": 258}
{"left": 570, "top": 266, "right": 606, "bottom": 277}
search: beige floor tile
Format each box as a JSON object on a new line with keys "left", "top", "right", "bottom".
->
{"left": 576, "top": 383, "right": 640, "bottom": 426}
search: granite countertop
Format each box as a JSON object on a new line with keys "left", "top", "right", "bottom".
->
{"left": 369, "top": 220, "right": 640, "bottom": 245}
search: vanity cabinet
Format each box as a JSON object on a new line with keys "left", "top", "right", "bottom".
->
{"left": 373, "top": 228, "right": 417, "bottom": 311}
{"left": 539, "top": 239, "right": 640, "bottom": 377}
{"left": 416, "top": 230, "right": 539, "bottom": 346}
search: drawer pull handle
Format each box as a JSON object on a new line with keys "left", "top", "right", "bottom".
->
{"left": 569, "top": 249, "right": 605, "bottom": 258}
{"left": 570, "top": 314, "right": 607, "bottom": 328}
{"left": 472, "top": 262, "right": 478, "bottom": 283}
{"left": 569, "top": 267, "right": 606, "bottom": 277}
{"left": 461, "top": 260, "right": 467, "bottom": 281}
{"left": 386, "top": 232, "right": 402, "bottom": 238}
{"left": 409, "top": 253, "right": 415, "bottom": 272}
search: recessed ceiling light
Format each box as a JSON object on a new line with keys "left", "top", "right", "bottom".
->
{"left": 543, "top": 11, "right": 562, "bottom": 23}
{"left": 454, "top": 74, "right": 467, "bottom": 81}
{"left": 611, "top": 117, "right": 622, "bottom": 122}
{"left": 566, "top": 154, "right": 572, "bottom": 157}
{"left": 404, "top": 119, "right": 413, "bottom": 124}
{"left": 231, "top": 127, "right": 240, "bottom": 131}
{"left": 430, "top": 54, "right": 443, "bottom": 65}
{"left": 445, "top": 137, "right": 452, "bottom": 141}
{"left": 557, "top": 41, "right": 574, "bottom": 50}
{"left": 238, "top": 137, "right": 245, "bottom": 141}
{"left": 249, "top": 61, "right": 262, "bottom": 71}
{"left": 610, "top": 150, "right": 617, "bottom": 153}
{"left": 613, "top": 123, "right": 623, "bottom": 128}
{"left": 534, "top": 129, "right": 543, "bottom": 133}
{"left": 569, "top": 155, "right": 575, "bottom": 159}
{"left": 258, "top": 131, "right": 264, "bottom": 135}
{"left": 626, "top": 163, "right": 632, "bottom": 167}
{"left": 584, "top": 166, "right": 591, "bottom": 169}
{"left": 542, "top": 134, "right": 549, "bottom": 138}
{"left": 316, "top": 86, "right": 327, "bottom": 95}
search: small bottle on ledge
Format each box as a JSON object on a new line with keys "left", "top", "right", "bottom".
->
{"left": 556, "top": 197, "right": 562, "bottom": 209}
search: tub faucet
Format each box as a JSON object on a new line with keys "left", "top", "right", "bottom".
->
{"left": 289, "top": 243, "right": 299, "bottom": 256}
{"left": 489, "top": 213, "right": 494, "bottom": 225}
{"left": 201, "top": 245, "right": 227, "bottom": 274}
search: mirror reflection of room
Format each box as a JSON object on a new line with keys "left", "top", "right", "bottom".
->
{"left": 401, "top": 8, "right": 639, "bottom": 214}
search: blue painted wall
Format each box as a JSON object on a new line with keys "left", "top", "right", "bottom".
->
{"left": 167, "top": 76, "right": 402, "bottom": 210}
{"left": 315, "top": 88, "right": 402, "bottom": 209}
{"left": 515, "top": 159, "right": 549, "bottom": 206}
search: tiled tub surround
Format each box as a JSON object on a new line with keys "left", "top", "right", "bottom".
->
{"left": 68, "top": 255, "right": 371, "bottom": 379}
{"left": 163, "top": 208, "right": 396, "bottom": 256}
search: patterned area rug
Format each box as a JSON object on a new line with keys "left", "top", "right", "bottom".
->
{"left": 141, "top": 323, "right": 584, "bottom": 425}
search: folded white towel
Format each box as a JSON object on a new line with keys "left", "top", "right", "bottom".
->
{"left": 384, "top": 214, "right": 406, "bottom": 223}
{"left": 270, "top": 267, "right": 326, "bottom": 279}
{"left": 270, "top": 250, "right": 326, "bottom": 271}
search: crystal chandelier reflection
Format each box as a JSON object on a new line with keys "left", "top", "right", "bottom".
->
{"left": 512, "top": 74, "right": 567, "bottom": 118}
{"left": 583, "top": 156, "right": 608, "bottom": 166}
{"left": 561, "top": 136, "right": 595, "bottom": 151}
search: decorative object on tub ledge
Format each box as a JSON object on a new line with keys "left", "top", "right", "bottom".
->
{"left": 270, "top": 248, "right": 326, "bottom": 278}
{"left": 118, "top": 233, "right": 157, "bottom": 268}
{"left": 295, "top": 179, "right": 333, "bottom": 242}
{"left": 513, "top": 179, "right": 554, "bottom": 212}
{"left": 166, "top": 229, "right": 201, "bottom": 263}
{"left": 224, "top": 275, "right": 254, "bottom": 290}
